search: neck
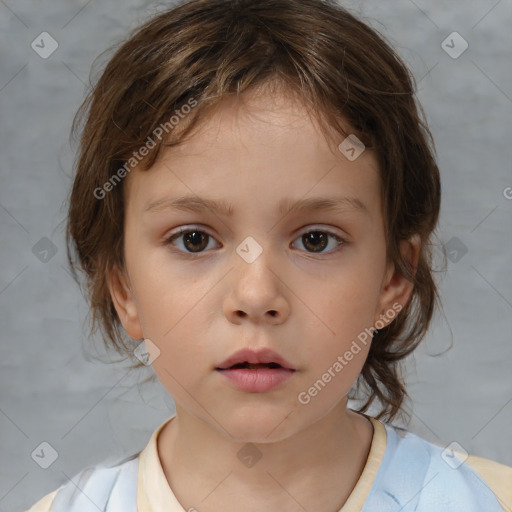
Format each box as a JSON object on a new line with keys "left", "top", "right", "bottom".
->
{"left": 157, "top": 402, "right": 374, "bottom": 512}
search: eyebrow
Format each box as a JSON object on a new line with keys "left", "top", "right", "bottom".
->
{"left": 144, "top": 194, "right": 369, "bottom": 217}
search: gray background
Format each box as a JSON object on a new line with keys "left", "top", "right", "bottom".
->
{"left": 1, "top": 0, "right": 511, "bottom": 510}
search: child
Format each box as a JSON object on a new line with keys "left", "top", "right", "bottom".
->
{"left": 27, "top": 0, "right": 511, "bottom": 510}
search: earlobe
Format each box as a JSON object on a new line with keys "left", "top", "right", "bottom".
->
{"left": 375, "top": 235, "right": 421, "bottom": 327}
{"left": 107, "top": 265, "right": 144, "bottom": 340}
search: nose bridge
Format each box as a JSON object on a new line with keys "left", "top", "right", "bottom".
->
{"left": 234, "top": 233, "right": 277, "bottom": 288}
{"left": 224, "top": 233, "right": 289, "bottom": 321}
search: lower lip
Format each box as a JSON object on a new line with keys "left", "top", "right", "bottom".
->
{"left": 216, "top": 367, "right": 295, "bottom": 392}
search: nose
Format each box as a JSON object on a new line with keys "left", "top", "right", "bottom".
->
{"left": 222, "top": 249, "right": 290, "bottom": 325}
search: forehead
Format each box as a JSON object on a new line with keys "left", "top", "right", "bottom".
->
{"left": 123, "top": 89, "right": 381, "bottom": 222}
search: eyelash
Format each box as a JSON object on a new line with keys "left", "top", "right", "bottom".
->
{"left": 163, "top": 226, "right": 347, "bottom": 256}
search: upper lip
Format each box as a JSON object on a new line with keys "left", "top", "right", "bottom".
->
{"left": 216, "top": 347, "right": 296, "bottom": 370}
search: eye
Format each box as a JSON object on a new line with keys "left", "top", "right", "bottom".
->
{"left": 291, "top": 229, "right": 346, "bottom": 254}
{"left": 164, "top": 227, "right": 219, "bottom": 254}
{"left": 164, "top": 226, "right": 346, "bottom": 255}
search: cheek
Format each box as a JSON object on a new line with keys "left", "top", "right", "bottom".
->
{"left": 146, "top": 309, "right": 206, "bottom": 400}
{"left": 124, "top": 252, "right": 189, "bottom": 354}
{"left": 306, "top": 270, "right": 381, "bottom": 338}
{"left": 295, "top": 262, "right": 381, "bottom": 384}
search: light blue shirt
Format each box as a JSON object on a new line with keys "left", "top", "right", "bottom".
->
{"left": 46, "top": 422, "right": 504, "bottom": 511}
{"left": 362, "top": 423, "right": 504, "bottom": 510}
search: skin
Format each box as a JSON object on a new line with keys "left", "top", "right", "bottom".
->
{"left": 108, "top": 87, "right": 420, "bottom": 512}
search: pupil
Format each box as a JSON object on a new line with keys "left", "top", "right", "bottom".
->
{"left": 303, "top": 231, "right": 327, "bottom": 252}
{"left": 184, "top": 231, "right": 208, "bottom": 252}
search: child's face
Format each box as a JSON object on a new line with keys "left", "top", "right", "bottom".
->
{"left": 109, "top": 89, "right": 416, "bottom": 440}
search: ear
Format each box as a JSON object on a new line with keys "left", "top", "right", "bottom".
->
{"left": 374, "top": 234, "right": 421, "bottom": 327}
{"left": 106, "top": 264, "right": 144, "bottom": 340}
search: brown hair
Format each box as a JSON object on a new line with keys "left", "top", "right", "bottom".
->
{"left": 66, "top": 0, "right": 442, "bottom": 423}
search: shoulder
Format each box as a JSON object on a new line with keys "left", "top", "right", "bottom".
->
{"left": 26, "top": 488, "right": 61, "bottom": 512}
{"left": 364, "top": 421, "right": 511, "bottom": 511}
{"left": 464, "top": 453, "right": 512, "bottom": 509}
{"left": 24, "top": 453, "right": 140, "bottom": 512}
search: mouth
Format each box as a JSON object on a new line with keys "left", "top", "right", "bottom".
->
{"left": 216, "top": 362, "right": 285, "bottom": 370}
{"left": 215, "top": 360, "right": 295, "bottom": 392}
{"left": 215, "top": 347, "right": 296, "bottom": 372}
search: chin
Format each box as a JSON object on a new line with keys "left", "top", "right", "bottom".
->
{"left": 218, "top": 406, "right": 300, "bottom": 444}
